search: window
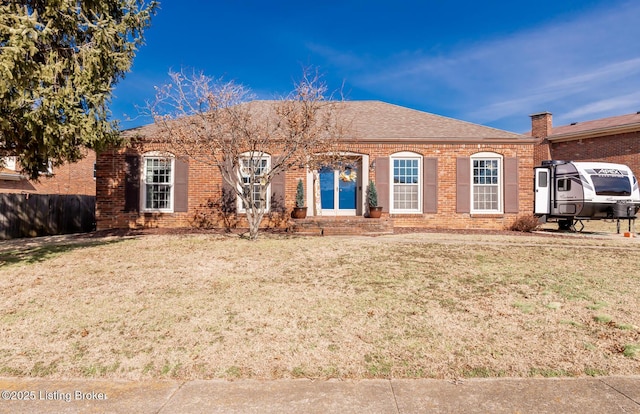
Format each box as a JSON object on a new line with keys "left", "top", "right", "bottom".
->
{"left": 557, "top": 178, "right": 571, "bottom": 192}
{"left": 591, "top": 175, "right": 631, "bottom": 196}
{"left": 471, "top": 153, "right": 502, "bottom": 213}
{"left": 391, "top": 153, "right": 421, "bottom": 212}
{"left": 142, "top": 155, "right": 174, "bottom": 211}
{"left": 4, "top": 157, "right": 16, "bottom": 171}
{"left": 538, "top": 170, "right": 548, "bottom": 188}
{"left": 239, "top": 154, "right": 270, "bottom": 212}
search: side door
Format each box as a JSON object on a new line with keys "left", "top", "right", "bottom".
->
{"left": 534, "top": 167, "right": 550, "bottom": 215}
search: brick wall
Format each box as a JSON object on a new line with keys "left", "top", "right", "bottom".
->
{"left": 97, "top": 141, "right": 534, "bottom": 231}
{"left": 549, "top": 131, "right": 640, "bottom": 180}
{"left": 529, "top": 111, "right": 640, "bottom": 179}
{"left": 0, "top": 150, "right": 96, "bottom": 195}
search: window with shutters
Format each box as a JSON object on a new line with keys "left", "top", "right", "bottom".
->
{"left": 238, "top": 153, "right": 271, "bottom": 213}
{"left": 142, "top": 152, "right": 175, "bottom": 212}
{"left": 471, "top": 152, "right": 502, "bottom": 213}
{"left": 390, "top": 152, "right": 421, "bottom": 213}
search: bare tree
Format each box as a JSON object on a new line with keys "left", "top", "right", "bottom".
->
{"left": 150, "top": 68, "right": 346, "bottom": 240}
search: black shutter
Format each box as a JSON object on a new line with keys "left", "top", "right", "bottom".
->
{"left": 124, "top": 155, "right": 140, "bottom": 212}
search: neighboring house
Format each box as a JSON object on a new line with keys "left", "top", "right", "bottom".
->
{"left": 96, "top": 101, "right": 537, "bottom": 231}
{"left": 1, "top": 149, "right": 97, "bottom": 239}
{"left": 0, "top": 149, "right": 96, "bottom": 195}
{"left": 531, "top": 111, "right": 640, "bottom": 179}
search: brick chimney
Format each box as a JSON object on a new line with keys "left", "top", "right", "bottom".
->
{"left": 530, "top": 111, "right": 552, "bottom": 139}
{"left": 530, "top": 112, "right": 552, "bottom": 166}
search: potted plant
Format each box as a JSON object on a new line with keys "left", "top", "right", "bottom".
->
{"left": 367, "top": 180, "right": 382, "bottom": 218}
{"left": 291, "top": 179, "right": 307, "bottom": 219}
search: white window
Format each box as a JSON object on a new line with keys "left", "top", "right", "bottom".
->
{"left": 4, "top": 157, "right": 17, "bottom": 171}
{"left": 238, "top": 154, "right": 271, "bottom": 212}
{"left": 142, "top": 154, "right": 174, "bottom": 212}
{"left": 471, "top": 153, "right": 502, "bottom": 213}
{"left": 391, "top": 152, "right": 421, "bottom": 213}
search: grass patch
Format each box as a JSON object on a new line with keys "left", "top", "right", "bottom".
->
{"left": 587, "top": 302, "right": 608, "bottom": 311}
{"left": 462, "top": 366, "right": 505, "bottom": 378}
{"left": 529, "top": 368, "right": 572, "bottom": 377}
{"left": 584, "top": 367, "right": 608, "bottom": 376}
{"left": 30, "top": 361, "right": 58, "bottom": 376}
{"left": 1, "top": 232, "right": 640, "bottom": 380}
{"left": 623, "top": 345, "right": 640, "bottom": 358}
{"left": 291, "top": 366, "right": 308, "bottom": 378}
{"left": 545, "top": 302, "right": 562, "bottom": 310}
{"left": 593, "top": 315, "right": 613, "bottom": 324}
{"left": 364, "top": 354, "right": 392, "bottom": 378}
{"left": 561, "top": 320, "right": 584, "bottom": 328}
{"left": 513, "top": 301, "right": 535, "bottom": 314}
{"left": 82, "top": 363, "right": 120, "bottom": 377}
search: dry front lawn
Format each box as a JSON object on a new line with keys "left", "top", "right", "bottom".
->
{"left": 1, "top": 230, "right": 639, "bottom": 380}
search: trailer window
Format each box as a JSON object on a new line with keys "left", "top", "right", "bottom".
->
{"left": 591, "top": 175, "right": 631, "bottom": 196}
{"left": 558, "top": 178, "right": 571, "bottom": 192}
{"left": 538, "top": 170, "right": 548, "bottom": 187}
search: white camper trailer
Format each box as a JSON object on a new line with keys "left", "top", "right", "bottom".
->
{"left": 534, "top": 161, "right": 640, "bottom": 230}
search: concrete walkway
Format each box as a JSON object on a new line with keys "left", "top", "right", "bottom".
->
{"left": 1, "top": 376, "right": 639, "bottom": 413}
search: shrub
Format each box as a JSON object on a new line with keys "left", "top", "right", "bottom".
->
{"left": 366, "top": 181, "right": 378, "bottom": 207}
{"left": 509, "top": 214, "right": 540, "bottom": 232}
{"left": 295, "top": 179, "right": 305, "bottom": 208}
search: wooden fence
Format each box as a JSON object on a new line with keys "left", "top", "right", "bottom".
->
{"left": 0, "top": 194, "right": 95, "bottom": 240}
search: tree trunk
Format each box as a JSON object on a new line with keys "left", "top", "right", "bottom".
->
{"left": 246, "top": 210, "right": 264, "bottom": 240}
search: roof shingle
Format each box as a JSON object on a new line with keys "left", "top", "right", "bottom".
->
{"left": 124, "top": 100, "right": 532, "bottom": 144}
{"left": 550, "top": 112, "right": 640, "bottom": 137}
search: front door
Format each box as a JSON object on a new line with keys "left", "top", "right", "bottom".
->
{"left": 319, "top": 166, "right": 357, "bottom": 215}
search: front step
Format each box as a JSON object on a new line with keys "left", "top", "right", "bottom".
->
{"left": 289, "top": 217, "right": 394, "bottom": 236}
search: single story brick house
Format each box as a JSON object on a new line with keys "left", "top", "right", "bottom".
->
{"left": 96, "top": 101, "right": 537, "bottom": 231}
{"left": 531, "top": 111, "right": 640, "bottom": 179}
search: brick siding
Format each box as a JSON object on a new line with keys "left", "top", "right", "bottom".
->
{"left": 548, "top": 131, "right": 640, "bottom": 180}
{"left": 530, "top": 111, "right": 640, "bottom": 180}
{"left": 96, "top": 142, "right": 534, "bottom": 231}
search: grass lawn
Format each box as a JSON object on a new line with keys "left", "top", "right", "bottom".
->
{"left": 0, "top": 228, "right": 639, "bottom": 380}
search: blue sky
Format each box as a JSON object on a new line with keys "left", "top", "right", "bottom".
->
{"left": 111, "top": 0, "right": 640, "bottom": 134}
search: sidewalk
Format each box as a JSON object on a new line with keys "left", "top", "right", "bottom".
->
{"left": 1, "top": 376, "right": 639, "bottom": 413}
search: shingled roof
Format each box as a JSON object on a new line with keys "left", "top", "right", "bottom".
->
{"left": 123, "top": 100, "right": 532, "bottom": 144}
{"left": 338, "top": 101, "right": 529, "bottom": 143}
{"left": 548, "top": 111, "right": 640, "bottom": 140}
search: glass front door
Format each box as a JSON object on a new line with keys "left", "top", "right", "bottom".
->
{"left": 319, "top": 165, "right": 358, "bottom": 215}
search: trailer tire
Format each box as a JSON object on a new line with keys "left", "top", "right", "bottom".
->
{"left": 558, "top": 219, "right": 573, "bottom": 231}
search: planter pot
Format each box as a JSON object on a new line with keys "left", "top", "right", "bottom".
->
{"left": 291, "top": 207, "right": 308, "bottom": 219}
{"left": 368, "top": 206, "right": 383, "bottom": 218}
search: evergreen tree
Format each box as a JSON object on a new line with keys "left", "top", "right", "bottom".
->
{"left": 0, "top": 0, "right": 157, "bottom": 178}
